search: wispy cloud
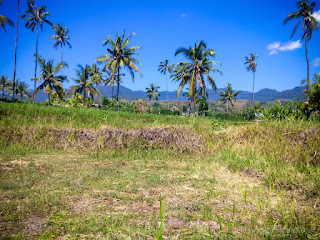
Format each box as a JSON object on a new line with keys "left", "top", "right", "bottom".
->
{"left": 267, "top": 40, "right": 302, "bottom": 55}
{"left": 312, "top": 10, "right": 320, "bottom": 22}
{"left": 313, "top": 57, "right": 320, "bottom": 67}
{"left": 179, "top": 13, "right": 187, "bottom": 18}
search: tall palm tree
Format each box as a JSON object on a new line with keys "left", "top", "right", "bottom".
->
{"left": 284, "top": 0, "right": 319, "bottom": 89}
{"left": 12, "top": 0, "right": 22, "bottom": 101}
{"left": 0, "top": 75, "right": 12, "bottom": 98}
{"left": 218, "top": 83, "right": 241, "bottom": 113}
{"left": 146, "top": 84, "right": 160, "bottom": 101}
{"left": 22, "top": 0, "right": 53, "bottom": 101}
{"left": 96, "top": 32, "right": 142, "bottom": 111}
{"left": 174, "top": 41, "right": 222, "bottom": 111}
{"left": 69, "top": 64, "right": 101, "bottom": 107}
{"left": 0, "top": 0, "right": 14, "bottom": 32}
{"left": 33, "top": 55, "right": 67, "bottom": 104}
{"left": 244, "top": 53, "right": 258, "bottom": 107}
{"left": 50, "top": 24, "right": 71, "bottom": 75}
{"left": 158, "top": 60, "right": 173, "bottom": 109}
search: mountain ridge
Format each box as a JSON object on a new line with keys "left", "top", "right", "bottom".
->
{"left": 34, "top": 85, "right": 307, "bottom": 102}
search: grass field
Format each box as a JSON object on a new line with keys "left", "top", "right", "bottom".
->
{"left": 0, "top": 102, "right": 320, "bottom": 239}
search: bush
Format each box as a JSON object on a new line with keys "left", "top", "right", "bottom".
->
{"left": 211, "top": 119, "right": 226, "bottom": 130}
{"left": 101, "top": 96, "right": 109, "bottom": 106}
{"left": 182, "top": 105, "right": 189, "bottom": 113}
{"left": 197, "top": 98, "right": 208, "bottom": 115}
{"left": 263, "top": 102, "right": 293, "bottom": 120}
{"left": 172, "top": 110, "right": 182, "bottom": 115}
{"left": 134, "top": 99, "right": 147, "bottom": 114}
{"left": 159, "top": 109, "right": 172, "bottom": 115}
{"left": 241, "top": 108, "right": 255, "bottom": 120}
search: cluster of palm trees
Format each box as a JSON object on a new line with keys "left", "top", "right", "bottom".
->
{"left": 0, "top": 0, "right": 72, "bottom": 102}
{"left": 1, "top": 0, "right": 319, "bottom": 113}
{"left": 0, "top": 75, "right": 31, "bottom": 100}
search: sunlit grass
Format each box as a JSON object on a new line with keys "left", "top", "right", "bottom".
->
{"left": 0, "top": 101, "right": 319, "bottom": 239}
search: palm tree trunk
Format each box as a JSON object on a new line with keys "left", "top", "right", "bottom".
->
{"left": 227, "top": 100, "right": 229, "bottom": 113}
{"left": 83, "top": 89, "right": 86, "bottom": 107}
{"left": 20, "top": 93, "right": 22, "bottom": 100}
{"left": 2, "top": 89, "right": 4, "bottom": 98}
{"left": 48, "top": 93, "right": 51, "bottom": 104}
{"left": 207, "top": 79, "right": 210, "bottom": 110}
{"left": 33, "top": 22, "right": 39, "bottom": 104}
{"left": 61, "top": 44, "right": 63, "bottom": 76}
{"left": 112, "top": 85, "right": 114, "bottom": 99}
{"left": 252, "top": 71, "right": 255, "bottom": 108}
{"left": 166, "top": 73, "right": 169, "bottom": 109}
{"left": 13, "top": 0, "right": 20, "bottom": 102}
{"left": 117, "top": 67, "right": 120, "bottom": 111}
{"left": 305, "top": 37, "right": 310, "bottom": 91}
{"left": 96, "top": 83, "right": 100, "bottom": 105}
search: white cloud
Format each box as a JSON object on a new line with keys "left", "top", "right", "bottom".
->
{"left": 269, "top": 50, "right": 278, "bottom": 55}
{"left": 312, "top": 10, "right": 320, "bottom": 22}
{"left": 179, "top": 13, "right": 187, "bottom": 18}
{"left": 267, "top": 42, "right": 280, "bottom": 50}
{"left": 313, "top": 57, "right": 320, "bottom": 67}
{"left": 267, "top": 40, "right": 302, "bottom": 55}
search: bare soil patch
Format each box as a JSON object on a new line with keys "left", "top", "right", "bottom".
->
{"left": 22, "top": 215, "right": 49, "bottom": 237}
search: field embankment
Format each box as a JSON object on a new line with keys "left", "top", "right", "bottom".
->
{"left": 1, "top": 126, "right": 203, "bottom": 152}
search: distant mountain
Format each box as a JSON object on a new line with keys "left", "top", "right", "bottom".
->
{"left": 33, "top": 85, "right": 307, "bottom": 102}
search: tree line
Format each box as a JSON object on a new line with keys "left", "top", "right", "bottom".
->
{"left": 0, "top": 0, "right": 319, "bottom": 115}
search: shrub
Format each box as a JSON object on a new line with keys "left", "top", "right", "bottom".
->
{"left": 241, "top": 108, "right": 255, "bottom": 120}
{"left": 263, "top": 102, "right": 293, "bottom": 120}
{"left": 211, "top": 119, "right": 226, "bottom": 130}
{"left": 159, "top": 109, "right": 172, "bottom": 115}
{"left": 134, "top": 99, "right": 147, "bottom": 114}
{"left": 172, "top": 110, "right": 182, "bottom": 115}
{"left": 197, "top": 98, "right": 208, "bottom": 115}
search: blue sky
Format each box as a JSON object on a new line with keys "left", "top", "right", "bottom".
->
{"left": 1, "top": 0, "right": 320, "bottom": 93}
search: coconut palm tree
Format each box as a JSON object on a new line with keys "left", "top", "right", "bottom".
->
{"left": 89, "top": 64, "right": 104, "bottom": 85}
{"left": 284, "top": 1, "right": 319, "bottom": 90}
{"left": 69, "top": 64, "right": 101, "bottom": 107}
{"left": 96, "top": 32, "right": 141, "bottom": 111}
{"left": 13, "top": 81, "right": 31, "bottom": 100}
{"left": 33, "top": 55, "right": 67, "bottom": 104}
{"left": 50, "top": 24, "right": 71, "bottom": 75}
{"left": 218, "top": 83, "right": 241, "bottom": 113}
{"left": 171, "top": 62, "right": 189, "bottom": 100}
{"left": 89, "top": 63, "right": 104, "bottom": 103}
{"left": 244, "top": 53, "right": 258, "bottom": 107}
{"left": 0, "top": 75, "right": 12, "bottom": 98}
{"left": 174, "top": 41, "right": 222, "bottom": 111}
{"left": 0, "top": 0, "right": 14, "bottom": 32}
{"left": 22, "top": 0, "right": 53, "bottom": 100}
{"left": 146, "top": 84, "right": 160, "bottom": 101}
{"left": 158, "top": 60, "right": 173, "bottom": 109}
